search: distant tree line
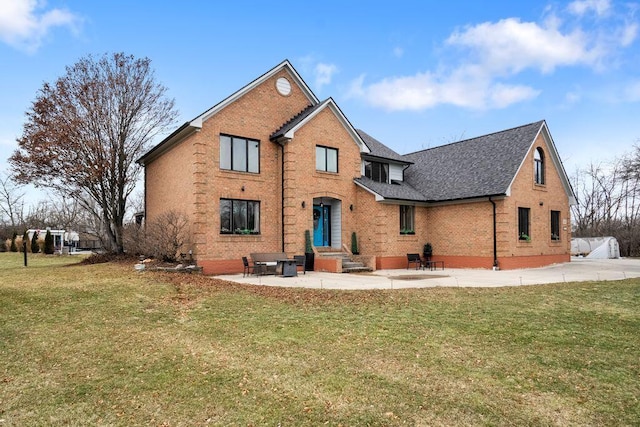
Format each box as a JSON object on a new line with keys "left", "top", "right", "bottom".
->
{"left": 571, "top": 144, "right": 640, "bottom": 257}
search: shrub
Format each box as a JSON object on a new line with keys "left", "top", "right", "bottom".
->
{"left": 351, "top": 232, "right": 359, "bottom": 255}
{"left": 22, "top": 230, "right": 29, "bottom": 253}
{"left": 10, "top": 232, "right": 18, "bottom": 252}
{"left": 143, "top": 210, "right": 190, "bottom": 263}
{"left": 44, "top": 230, "right": 54, "bottom": 254}
{"left": 31, "top": 231, "right": 40, "bottom": 253}
{"left": 305, "top": 230, "right": 313, "bottom": 253}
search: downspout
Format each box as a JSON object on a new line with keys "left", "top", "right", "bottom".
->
{"left": 489, "top": 197, "right": 498, "bottom": 269}
{"left": 281, "top": 143, "right": 285, "bottom": 252}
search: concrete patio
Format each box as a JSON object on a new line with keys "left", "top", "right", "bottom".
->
{"left": 215, "top": 257, "right": 640, "bottom": 290}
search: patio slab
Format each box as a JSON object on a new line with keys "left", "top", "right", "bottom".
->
{"left": 214, "top": 257, "right": 640, "bottom": 290}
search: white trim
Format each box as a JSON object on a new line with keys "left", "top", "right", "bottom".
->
{"left": 505, "top": 121, "right": 577, "bottom": 205}
{"left": 281, "top": 98, "right": 369, "bottom": 154}
{"left": 354, "top": 180, "right": 385, "bottom": 201}
{"left": 196, "top": 60, "right": 318, "bottom": 124}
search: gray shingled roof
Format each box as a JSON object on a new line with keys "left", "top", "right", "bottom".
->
{"left": 356, "top": 129, "right": 410, "bottom": 164}
{"left": 403, "top": 121, "right": 544, "bottom": 201}
{"left": 355, "top": 176, "right": 426, "bottom": 202}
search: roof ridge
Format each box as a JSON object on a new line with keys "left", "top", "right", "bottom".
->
{"left": 405, "top": 120, "right": 545, "bottom": 156}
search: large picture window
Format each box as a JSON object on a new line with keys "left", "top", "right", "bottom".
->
{"left": 220, "top": 199, "right": 260, "bottom": 234}
{"left": 518, "top": 207, "right": 530, "bottom": 240}
{"left": 316, "top": 145, "right": 338, "bottom": 173}
{"left": 400, "top": 205, "right": 415, "bottom": 234}
{"left": 551, "top": 210, "right": 561, "bottom": 241}
{"left": 220, "top": 135, "right": 259, "bottom": 173}
{"left": 364, "top": 160, "right": 389, "bottom": 183}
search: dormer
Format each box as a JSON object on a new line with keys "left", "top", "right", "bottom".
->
{"left": 357, "top": 130, "right": 412, "bottom": 183}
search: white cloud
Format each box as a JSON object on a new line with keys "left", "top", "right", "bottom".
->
{"left": 349, "top": 68, "right": 539, "bottom": 111}
{"left": 619, "top": 21, "right": 638, "bottom": 46}
{"left": 568, "top": 0, "right": 611, "bottom": 17}
{"left": 625, "top": 80, "right": 640, "bottom": 102}
{"left": 350, "top": 3, "right": 638, "bottom": 111}
{"left": 0, "top": 0, "right": 81, "bottom": 53}
{"left": 446, "top": 18, "right": 600, "bottom": 74}
{"left": 564, "top": 91, "right": 582, "bottom": 105}
{"left": 314, "top": 63, "right": 338, "bottom": 91}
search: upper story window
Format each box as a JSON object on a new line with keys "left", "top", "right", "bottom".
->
{"left": 316, "top": 145, "right": 338, "bottom": 173}
{"left": 220, "top": 134, "right": 259, "bottom": 173}
{"left": 220, "top": 198, "right": 260, "bottom": 234}
{"left": 534, "top": 147, "right": 545, "bottom": 185}
{"left": 364, "top": 160, "right": 389, "bottom": 183}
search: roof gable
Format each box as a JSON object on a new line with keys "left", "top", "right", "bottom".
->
{"left": 193, "top": 60, "right": 318, "bottom": 127}
{"left": 403, "top": 121, "right": 546, "bottom": 202}
{"left": 138, "top": 60, "right": 318, "bottom": 165}
{"left": 270, "top": 97, "right": 370, "bottom": 154}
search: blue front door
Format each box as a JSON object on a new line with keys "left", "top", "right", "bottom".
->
{"left": 313, "top": 205, "right": 330, "bottom": 247}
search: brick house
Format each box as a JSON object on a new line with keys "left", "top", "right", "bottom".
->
{"left": 138, "top": 60, "right": 576, "bottom": 274}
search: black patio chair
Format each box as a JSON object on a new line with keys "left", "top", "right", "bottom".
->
{"left": 242, "top": 256, "right": 256, "bottom": 277}
{"left": 407, "top": 253, "right": 422, "bottom": 270}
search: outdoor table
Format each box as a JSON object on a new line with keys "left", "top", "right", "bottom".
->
{"left": 276, "top": 259, "right": 298, "bottom": 277}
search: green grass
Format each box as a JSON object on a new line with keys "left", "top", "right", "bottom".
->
{"left": 0, "top": 252, "right": 639, "bottom": 426}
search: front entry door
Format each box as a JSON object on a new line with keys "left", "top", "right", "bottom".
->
{"left": 313, "top": 205, "right": 330, "bottom": 247}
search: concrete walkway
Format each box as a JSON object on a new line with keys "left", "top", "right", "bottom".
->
{"left": 215, "top": 257, "right": 640, "bottom": 290}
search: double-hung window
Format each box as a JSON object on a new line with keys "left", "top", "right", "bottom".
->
{"left": 551, "top": 210, "right": 561, "bottom": 241}
{"left": 400, "top": 205, "right": 415, "bottom": 234}
{"left": 364, "top": 160, "right": 389, "bottom": 183}
{"left": 220, "top": 199, "right": 260, "bottom": 234}
{"left": 316, "top": 145, "right": 338, "bottom": 173}
{"left": 220, "top": 135, "right": 259, "bottom": 173}
{"left": 518, "top": 207, "right": 530, "bottom": 240}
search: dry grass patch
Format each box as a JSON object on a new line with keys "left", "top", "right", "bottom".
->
{"left": 0, "top": 252, "right": 638, "bottom": 426}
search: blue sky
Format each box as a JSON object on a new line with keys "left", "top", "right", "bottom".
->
{"left": 1, "top": 0, "right": 639, "bottom": 203}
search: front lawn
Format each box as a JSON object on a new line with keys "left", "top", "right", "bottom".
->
{"left": 0, "top": 252, "right": 638, "bottom": 426}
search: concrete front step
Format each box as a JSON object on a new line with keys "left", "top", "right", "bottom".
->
{"left": 318, "top": 252, "right": 348, "bottom": 259}
{"left": 342, "top": 266, "right": 374, "bottom": 273}
{"left": 317, "top": 250, "right": 373, "bottom": 273}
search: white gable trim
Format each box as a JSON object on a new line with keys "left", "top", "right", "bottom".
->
{"left": 506, "top": 121, "right": 577, "bottom": 205}
{"left": 194, "top": 60, "right": 319, "bottom": 125}
{"left": 138, "top": 60, "right": 320, "bottom": 166}
{"left": 354, "top": 180, "right": 385, "bottom": 201}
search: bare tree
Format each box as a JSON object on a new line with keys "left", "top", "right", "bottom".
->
{"left": 10, "top": 52, "right": 178, "bottom": 253}
{"left": 23, "top": 195, "right": 83, "bottom": 230}
{"left": 571, "top": 148, "right": 640, "bottom": 256}
{"left": 0, "top": 172, "right": 25, "bottom": 229}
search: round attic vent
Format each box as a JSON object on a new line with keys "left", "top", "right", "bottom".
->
{"left": 276, "top": 77, "right": 291, "bottom": 96}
